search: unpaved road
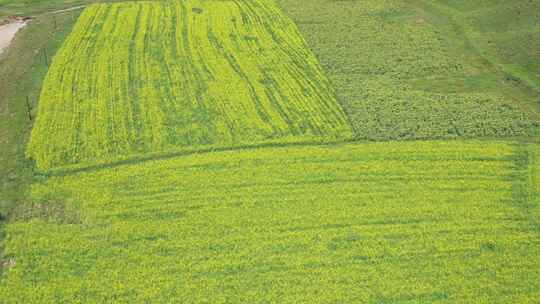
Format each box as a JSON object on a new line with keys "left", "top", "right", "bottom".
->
{"left": 0, "top": 20, "right": 27, "bottom": 55}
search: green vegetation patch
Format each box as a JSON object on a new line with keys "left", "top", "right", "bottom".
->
{"left": 0, "top": 0, "right": 84, "bottom": 17}
{"left": 278, "top": 0, "right": 537, "bottom": 141}
{"left": 27, "top": 0, "right": 352, "bottom": 171}
{"left": 425, "top": 0, "right": 540, "bottom": 95}
{"left": 0, "top": 8, "right": 82, "bottom": 278}
{"left": 2, "top": 140, "right": 539, "bottom": 302}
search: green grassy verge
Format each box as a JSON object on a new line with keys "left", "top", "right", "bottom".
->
{"left": 0, "top": 9, "right": 80, "bottom": 277}
{"left": 0, "top": 0, "right": 138, "bottom": 18}
{"left": 0, "top": 0, "right": 175, "bottom": 21}
{"left": 277, "top": 0, "right": 539, "bottom": 141}
{"left": 1, "top": 140, "right": 539, "bottom": 302}
{"left": 0, "top": 0, "right": 85, "bottom": 18}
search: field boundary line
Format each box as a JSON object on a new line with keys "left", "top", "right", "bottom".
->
{"left": 38, "top": 139, "right": 358, "bottom": 177}
{"left": 38, "top": 136, "right": 530, "bottom": 178}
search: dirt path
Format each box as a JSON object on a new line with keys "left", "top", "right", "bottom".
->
{"left": 0, "top": 19, "right": 27, "bottom": 55}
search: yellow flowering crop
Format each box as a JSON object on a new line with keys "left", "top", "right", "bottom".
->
{"left": 27, "top": 0, "right": 352, "bottom": 171}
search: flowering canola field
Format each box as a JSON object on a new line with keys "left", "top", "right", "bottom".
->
{"left": 27, "top": 0, "right": 351, "bottom": 170}
{"left": 4, "top": 1, "right": 539, "bottom": 302}
{"left": 2, "top": 140, "right": 539, "bottom": 302}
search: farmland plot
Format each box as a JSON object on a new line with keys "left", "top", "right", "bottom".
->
{"left": 278, "top": 0, "right": 537, "bottom": 140}
{"left": 27, "top": 0, "right": 351, "bottom": 170}
{"left": 2, "top": 141, "right": 539, "bottom": 302}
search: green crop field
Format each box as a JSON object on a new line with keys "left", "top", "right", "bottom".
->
{"left": 278, "top": 0, "right": 539, "bottom": 140}
{"left": 27, "top": 1, "right": 351, "bottom": 170}
{"left": 2, "top": 141, "right": 539, "bottom": 302}
{"left": 1, "top": 0, "right": 539, "bottom": 302}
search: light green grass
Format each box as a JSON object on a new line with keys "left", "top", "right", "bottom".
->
{"left": 0, "top": 0, "right": 144, "bottom": 17}
{"left": 0, "top": 8, "right": 81, "bottom": 277}
{"left": 2, "top": 140, "right": 540, "bottom": 302}
{"left": 0, "top": 0, "right": 85, "bottom": 18}
{"left": 27, "top": 1, "right": 352, "bottom": 171}
{"left": 277, "top": 0, "right": 538, "bottom": 141}
{"left": 419, "top": 1, "right": 540, "bottom": 103}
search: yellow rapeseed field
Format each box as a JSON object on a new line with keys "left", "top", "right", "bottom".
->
{"left": 27, "top": 0, "right": 352, "bottom": 171}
